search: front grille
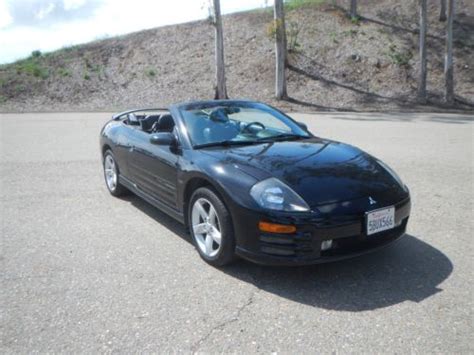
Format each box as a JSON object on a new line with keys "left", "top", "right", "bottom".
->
{"left": 258, "top": 217, "right": 408, "bottom": 258}
{"left": 321, "top": 217, "right": 408, "bottom": 257}
{"left": 259, "top": 231, "right": 314, "bottom": 257}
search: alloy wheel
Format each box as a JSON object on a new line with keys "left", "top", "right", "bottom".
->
{"left": 191, "top": 198, "right": 222, "bottom": 257}
{"left": 104, "top": 155, "right": 118, "bottom": 191}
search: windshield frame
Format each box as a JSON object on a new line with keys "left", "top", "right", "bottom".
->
{"left": 174, "top": 100, "right": 313, "bottom": 149}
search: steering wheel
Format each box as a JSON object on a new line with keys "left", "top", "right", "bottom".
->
{"left": 242, "top": 121, "right": 266, "bottom": 134}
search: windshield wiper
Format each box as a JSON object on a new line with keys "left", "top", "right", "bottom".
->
{"left": 194, "top": 140, "right": 262, "bottom": 149}
{"left": 257, "top": 133, "right": 310, "bottom": 142}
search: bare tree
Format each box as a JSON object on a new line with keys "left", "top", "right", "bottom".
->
{"left": 212, "top": 0, "right": 227, "bottom": 99}
{"left": 439, "top": 0, "right": 447, "bottom": 21}
{"left": 274, "top": 0, "right": 287, "bottom": 100}
{"left": 350, "top": 0, "right": 357, "bottom": 18}
{"left": 418, "top": 0, "right": 428, "bottom": 102}
{"left": 444, "top": 0, "right": 454, "bottom": 104}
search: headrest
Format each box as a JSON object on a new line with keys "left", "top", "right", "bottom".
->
{"left": 157, "top": 114, "right": 175, "bottom": 132}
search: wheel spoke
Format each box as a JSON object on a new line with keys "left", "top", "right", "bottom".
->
{"left": 195, "top": 200, "right": 208, "bottom": 220}
{"left": 205, "top": 234, "right": 214, "bottom": 254}
{"left": 193, "top": 223, "right": 208, "bottom": 235}
{"left": 208, "top": 205, "right": 217, "bottom": 224}
{"left": 210, "top": 227, "right": 221, "bottom": 245}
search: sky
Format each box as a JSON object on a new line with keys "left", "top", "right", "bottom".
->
{"left": 0, "top": 0, "right": 271, "bottom": 64}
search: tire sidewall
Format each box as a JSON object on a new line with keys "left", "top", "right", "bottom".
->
{"left": 188, "top": 187, "right": 236, "bottom": 266}
{"left": 103, "top": 150, "right": 124, "bottom": 196}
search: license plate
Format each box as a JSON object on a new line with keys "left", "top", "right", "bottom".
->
{"left": 366, "top": 206, "right": 395, "bottom": 236}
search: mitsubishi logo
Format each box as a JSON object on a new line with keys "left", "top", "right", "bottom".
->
{"left": 369, "top": 197, "right": 377, "bottom": 205}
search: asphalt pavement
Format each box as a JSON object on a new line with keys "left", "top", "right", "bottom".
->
{"left": 1, "top": 111, "right": 473, "bottom": 353}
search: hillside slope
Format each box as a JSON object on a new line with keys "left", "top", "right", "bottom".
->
{"left": 1, "top": 0, "right": 473, "bottom": 112}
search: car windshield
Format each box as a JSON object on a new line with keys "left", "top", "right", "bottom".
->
{"left": 180, "top": 102, "right": 311, "bottom": 147}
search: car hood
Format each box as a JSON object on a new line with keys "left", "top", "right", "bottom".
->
{"left": 200, "top": 138, "right": 408, "bottom": 207}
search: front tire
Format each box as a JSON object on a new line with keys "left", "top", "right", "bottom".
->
{"left": 103, "top": 150, "right": 127, "bottom": 197}
{"left": 188, "top": 187, "right": 236, "bottom": 267}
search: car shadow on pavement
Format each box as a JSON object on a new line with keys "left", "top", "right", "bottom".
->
{"left": 123, "top": 195, "right": 453, "bottom": 312}
{"left": 122, "top": 194, "right": 192, "bottom": 243}
{"left": 223, "top": 235, "right": 453, "bottom": 312}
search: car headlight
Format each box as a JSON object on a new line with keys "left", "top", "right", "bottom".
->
{"left": 250, "top": 178, "right": 310, "bottom": 212}
{"left": 377, "top": 160, "right": 406, "bottom": 190}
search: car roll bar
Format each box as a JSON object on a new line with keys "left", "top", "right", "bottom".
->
{"left": 112, "top": 108, "right": 169, "bottom": 120}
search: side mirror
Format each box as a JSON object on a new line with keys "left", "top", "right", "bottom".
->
{"left": 150, "top": 132, "right": 175, "bottom": 146}
{"left": 297, "top": 121, "right": 308, "bottom": 131}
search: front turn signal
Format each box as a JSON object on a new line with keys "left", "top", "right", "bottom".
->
{"left": 258, "top": 221, "right": 296, "bottom": 234}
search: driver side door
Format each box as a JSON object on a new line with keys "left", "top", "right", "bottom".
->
{"left": 128, "top": 129, "right": 180, "bottom": 210}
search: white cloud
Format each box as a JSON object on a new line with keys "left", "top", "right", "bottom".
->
{"left": 35, "top": 3, "right": 56, "bottom": 20}
{"left": 63, "top": 0, "right": 87, "bottom": 11}
{"left": 0, "top": 0, "right": 13, "bottom": 29}
{"left": 0, "top": 0, "right": 271, "bottom": 64}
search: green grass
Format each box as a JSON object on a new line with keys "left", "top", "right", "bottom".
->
{"left": 15, "top": 84, "right": 25, "bottom": 93}
{"left": 145, "top": 68, "right": 157, "bottom": 78}
{"left": 58, "top": 68, "right": 71, "bottom": 77}
{"left": 15, "top": 58, "right": 49, "bottom": 79}
{"left": 285, "top": 0, "right": 327, "bottom": 11}
{"left": 84, "top": 58, "right": 102, "bottom": 73}
{"left": 386, "top": 44, "right": 413, "bottom": 67}
{"left": 0, "top": 95, "right": 6, "bottom": 104}
{"left": 83, "top": 72, "right": 91, "bottom": 80}
{"left": 60, "top": 44, "right": 80, "bottom": 54}
{"left": 329, "top": 31, "right": 338, "bottom": 43}
{"left": 350, "top": 15, "right": 361, "bottom": 25}
{"left": 342, "top": 29, "right": 358, "bottom": 37}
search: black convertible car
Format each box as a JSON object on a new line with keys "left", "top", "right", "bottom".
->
{"left": 100, "top": 100, "right": 410, "bottom": 266}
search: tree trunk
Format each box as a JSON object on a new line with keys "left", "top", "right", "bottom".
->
{"left": 274, "top": 0, "right": 287, "bottom": 100}
{"left": 213, "top": 0, "right": 227, "bottom": 99}
{"left": 350, "top": 0, "right": 357, "bottom": 18}
{"left": 444, "top": 0, "right": 454, "bottom": 104}
{"left": 439, "top": 0, "right": 447, "bottom": 21}
{"left": 418, "top": 0, "right": 428, "bottom": 102}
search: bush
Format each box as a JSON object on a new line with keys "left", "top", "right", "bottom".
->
{"left": 266, "top": 19, "right": 302, "bottom": 53}
{"left": 58, "top": 68, "right": 71, "bottom": 77}
{"left": 287, "top": 21, "right": 302, "bottom": 53}
{"left": 15, "top": 84, "right": 25, "bottom": 93}
{"left": 350, "top": 15, "right": 361, "bottom": 25}
{"left": 31, "top": 50, "right": 42, "bottom": 58}
{"left": 386, "top": 44, "right": 413, "bottom": 67}
{"left": 145, "top": 68, "right": 156, "bottom": 78}
{"left": 16, "top": 60, "right": 49, "bottom": 79}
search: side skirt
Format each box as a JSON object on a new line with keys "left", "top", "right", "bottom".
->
{"left": 119, "top": 175, "right": 185, "bottom": 224}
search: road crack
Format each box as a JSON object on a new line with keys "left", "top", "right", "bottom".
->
{"left": 190, "top": 287, "right": 259, "bottom": 353}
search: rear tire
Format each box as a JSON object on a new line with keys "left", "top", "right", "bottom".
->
{"left": 103, "top": 150, "right": 128, "bottom": 197}
{"left": 188, "top": 187, "right": 236, "bottom": 267}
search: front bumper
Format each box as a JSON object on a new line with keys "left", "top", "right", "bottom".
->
{"left": 230, "top": 197, "right": 411, "bottom": 266}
